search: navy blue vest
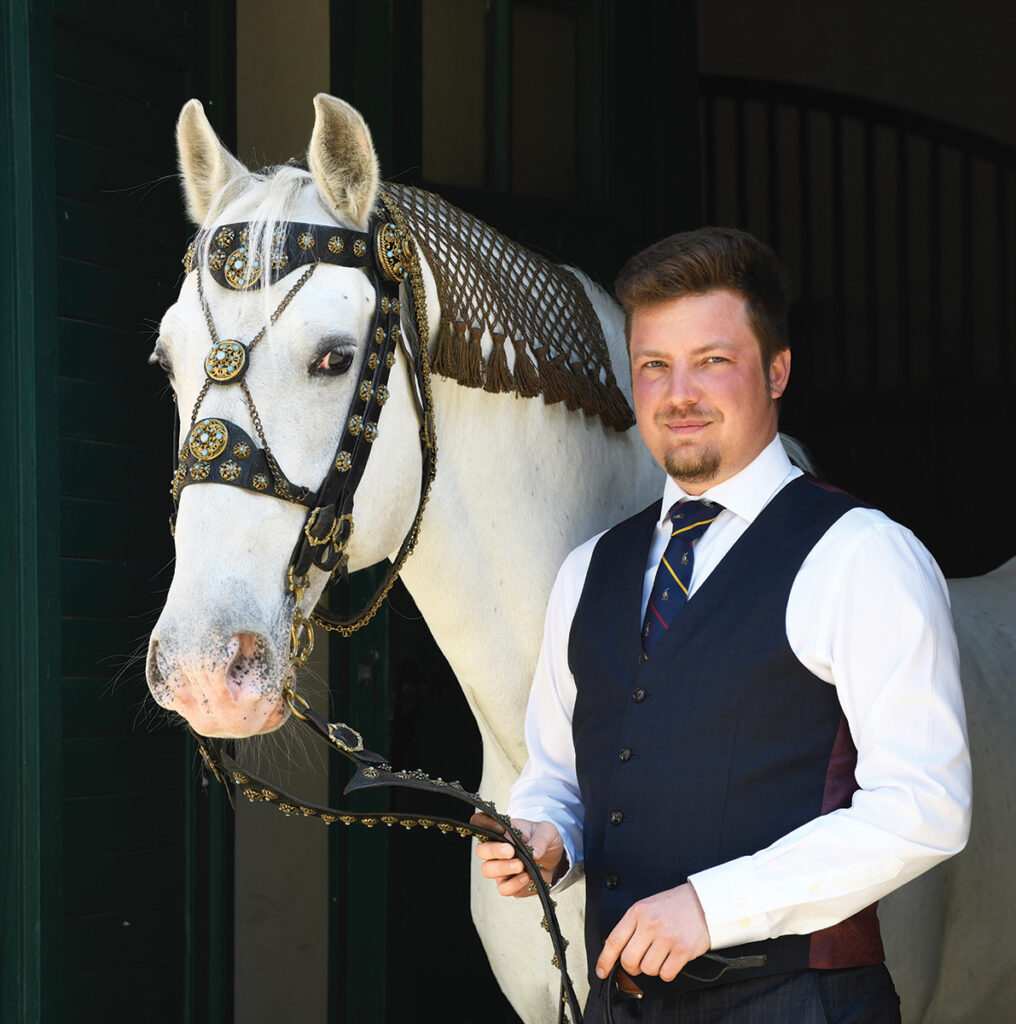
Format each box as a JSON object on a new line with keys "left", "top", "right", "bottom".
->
{"left": 569, "top": 476, "right": 884, "bottom": 995}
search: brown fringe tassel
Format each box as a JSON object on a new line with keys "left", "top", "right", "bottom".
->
{"left": 585, "top": 377, "right": 611, "bottom": 422}
{"left": 483, "top": 333, "right": 514, "bottom": 394}
{"left": 511, "top": 338, "right": 541, "bottom": 398}
{"left": 603, "top": 382, "right": 636, "bottom": 430}
{"left": 533, "top": 346, "right": 567, "bottom": 406}
{"left": 431, "top": 320, "right": 460, "bottom": 379}
{"left": 461, "top": 325, "right": 485, "bottom": 389}
{"left": 568, "top": 362, "right": 599, "bottom": 412}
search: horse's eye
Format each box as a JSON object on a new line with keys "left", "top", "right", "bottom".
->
{"left": 312, "top": 348, "right": 354, "bottom": 376}
{"left": 152, "top": 347, "right": 173, "bottom": 378}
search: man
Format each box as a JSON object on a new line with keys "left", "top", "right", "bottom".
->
{"left": 474, "top": 228, "right": 971, "bottom": 1023}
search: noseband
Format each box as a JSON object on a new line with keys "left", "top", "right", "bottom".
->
{"left": 171, "top": 189, "right": 438, "bottom": 664}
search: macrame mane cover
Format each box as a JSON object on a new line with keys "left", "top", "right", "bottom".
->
{"left": 386, "top": 183, "right": 635, "bottom": 431}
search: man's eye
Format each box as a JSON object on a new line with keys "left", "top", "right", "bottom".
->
{"left": 312, "top": 349, "right": 354, "bottom": 376}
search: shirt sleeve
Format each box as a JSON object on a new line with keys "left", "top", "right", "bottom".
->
{"left": 508, "top": 537, "right": 600, "bottom": 892}
{"left": 689, "top": 510, "right": 972, "bottom": 950}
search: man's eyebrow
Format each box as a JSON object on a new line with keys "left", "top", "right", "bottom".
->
{"left": 631, "top": 340, "right": 740, "bottom": 358}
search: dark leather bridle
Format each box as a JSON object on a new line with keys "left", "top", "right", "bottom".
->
{"left": 172, "top": 188, "right": 438, "bottom": 661}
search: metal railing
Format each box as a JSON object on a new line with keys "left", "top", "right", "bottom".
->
{"left": 699, "top": 75, "right": 1015, "bottom": 396}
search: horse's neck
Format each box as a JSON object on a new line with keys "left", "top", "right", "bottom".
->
{"left": 398, "top": 254, "right": 660, "bottom": 790}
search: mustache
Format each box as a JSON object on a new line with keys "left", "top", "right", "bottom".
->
{"left": 653, "top": 405, "right": 722, "bottom": 425}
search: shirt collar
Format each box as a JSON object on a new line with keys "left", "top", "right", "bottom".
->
{"left": 659, "top": 435, "right": 801, "bottom": 526}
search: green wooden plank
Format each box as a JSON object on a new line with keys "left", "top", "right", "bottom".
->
{"left": 54, "top": 135, "right": 182, "bottom": 223}
{"left": 63, "top": 905, "right": 184, "bottom": 976}
{"left": 58, "top": 317, "right": 173, "bottom": 395}
{"left": 63, "top": 733, "right": 180, "bottom": 796}
{"left": 62, "top": 615, "right": 154, "bottom": 680}
{"left": 54, "top": 76, "right": 176, "bottom": 165}
{"left": 63, "top": 792, "right": 182, "bottom": 855}
{"left": 60, "top": 438, "right": 165, "bottom": 502}
{"left": 328, "top": 564, "right": 390, "bottom": 1023}
{"left": 58, "top": 196, "right": 181, "bottom": 270}
{"left": 61, "top": 496, "right": 170, "bottom": 561}
{"left": 63, "top": 846, "right": 185, "bottom": 917}
{"left": 63, "top": 960, "right": 185, "bottom": 1024}
{"left": 60, "top": 556, "right": 167, "bottom": 620}
{"left": 58, "top": 255, "right": 178, "bottom": 332}
{"left": 61, "top": 675, "right": 165, "bottom": 740}
{"left": 59, "top": 377, "right": 167, "bottom": 445}
{"left": 1, "top": 2, "right": 64, "bottom": 1021}
{"left": 53, "top": 21, "right": 188, "bottom": 109}
{"left": 53, "top": 0, "right": 193, "bottom": 60}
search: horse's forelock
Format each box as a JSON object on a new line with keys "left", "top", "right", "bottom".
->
{"left": 199, "top": 163, "right": 342, "bottom": 328}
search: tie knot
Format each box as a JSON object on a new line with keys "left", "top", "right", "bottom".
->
{"left": 668, "top": 499, "right": 723, "bottom": 544}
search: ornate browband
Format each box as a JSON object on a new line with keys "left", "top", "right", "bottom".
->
{"left": 182, "top": 218, "right": 411, "bottom": 292}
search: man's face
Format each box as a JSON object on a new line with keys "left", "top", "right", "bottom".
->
{"left": 629, "top": 289, "right": 790, "bottom": 494}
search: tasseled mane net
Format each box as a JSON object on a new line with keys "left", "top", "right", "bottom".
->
{"left": 387, "top": 184, "right": 635, "bottom": 431}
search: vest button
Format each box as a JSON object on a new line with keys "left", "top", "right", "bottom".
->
{"left": 632, "top": 687, "right": 647, "bottom": 703}
{"left": 605, "top": 874, "right": 619, "bottom": 890}
{"left": 610, "top": 810, "right": 624, "bottom": 825}
{"left": 618, "top": 748, "right": 631, "bottom": 762}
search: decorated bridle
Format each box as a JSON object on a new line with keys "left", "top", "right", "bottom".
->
{"left": 172, "top": 189, "right": 438, "bottom": 667}
{"left": 171, "top": 188, "right": 763, "bottom": 1023}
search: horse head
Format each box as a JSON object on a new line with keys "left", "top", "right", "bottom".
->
{"left": 147, "top": 95, "right": 428, "bottom": 737}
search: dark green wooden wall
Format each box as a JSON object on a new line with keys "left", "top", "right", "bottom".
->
{"left": 3, "top": 1, "right": 236, "bottom": 1021}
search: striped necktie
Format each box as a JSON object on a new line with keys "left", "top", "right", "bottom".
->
{"left": 642, "top": 499, "right": 723, "bottom": 656}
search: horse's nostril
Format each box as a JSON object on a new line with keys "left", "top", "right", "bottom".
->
{"left": 225, "top": 632, "right": 270, "bottom": 691}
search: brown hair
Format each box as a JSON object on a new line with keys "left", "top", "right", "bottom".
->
{"left": 615, "top": 227, "right": 790, "bottom": 367}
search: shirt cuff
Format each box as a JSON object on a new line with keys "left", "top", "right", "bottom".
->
{"left": 508, "top": 805, "right": 584, "bottom": 894}
{"left": 688, "top": 856, "right": 774, "bottom": 949}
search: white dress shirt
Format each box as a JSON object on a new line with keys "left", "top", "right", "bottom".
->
{"left": 509, "top": 436, "right": 971, "bottom": 951}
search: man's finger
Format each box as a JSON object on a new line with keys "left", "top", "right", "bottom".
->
{"left": 595, "top": 912, "right": 637, "bottom": 978}
{"left": 469, "top": 811, "right": 506, "bottom": 835}
{"left": 497, "top": 872, "right": 535, "bottom": 898}
{"left": 479, "top": 856, "right": 526, "bottom": 879}
{"left": 474, "top": 840, "right": 519, "bottom": 862}
{"left": 659, "top": 949, "right": 691, "bottom": 983}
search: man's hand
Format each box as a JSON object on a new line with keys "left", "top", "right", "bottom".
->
{"left": 470, "top": 813, "right": 567, "bottom": 897}
{"left": 596, "top": 882, "right": 711, "bottom": 982}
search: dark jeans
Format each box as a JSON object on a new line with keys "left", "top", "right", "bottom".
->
{"left": 582, "top": 964, "right": 901, "bottom": 1024}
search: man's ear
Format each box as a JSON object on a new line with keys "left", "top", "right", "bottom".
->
{"left": 769, "top": 348, "right": 791, "bottom": 399}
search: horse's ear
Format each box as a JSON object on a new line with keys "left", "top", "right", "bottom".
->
{"left": 176, "top": 99, "right": 247, "bottom": 225}
{"left": 308, "top": 94, "right": 379, "bottom": 231}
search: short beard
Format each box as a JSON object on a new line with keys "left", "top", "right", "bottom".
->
{"left": 663, "top": 446, "right": 722, "bottom": 484}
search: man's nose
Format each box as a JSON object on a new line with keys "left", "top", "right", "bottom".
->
{"left": 665, "top": 364, "right": 701, "bottom": 405}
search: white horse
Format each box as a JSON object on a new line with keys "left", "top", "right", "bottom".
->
{"left": 147, "top": 94, "right": 1014, "bottom": 1024}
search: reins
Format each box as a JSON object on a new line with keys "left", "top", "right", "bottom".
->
{"left": 192, "top": 690, "right": 585, "bottom": 1024}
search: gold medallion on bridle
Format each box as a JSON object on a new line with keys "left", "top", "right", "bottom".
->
{"left": 376, "top": 222, "right": 413, "bottom": 282}
{"left": 204, "top": 340, "right": 247, "bottom": 382}
{"left": 223, "top": 246, "right": 262, "bottom": 290}
{"left": 189, "top": 419, "right": 229, "bottom": 461}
